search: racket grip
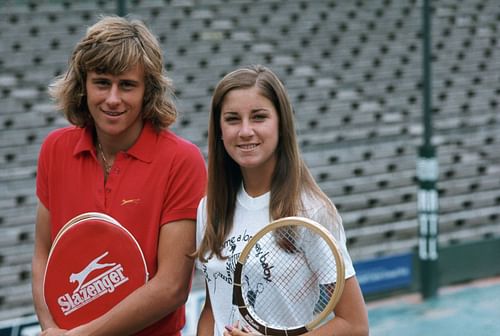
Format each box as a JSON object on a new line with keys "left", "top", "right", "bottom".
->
{"left": 232, "top": 262, "right": 243, "bottom": 306}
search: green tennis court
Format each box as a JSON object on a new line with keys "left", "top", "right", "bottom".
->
{"left": 368, "top": 277, "right": 500, "bottom": 335}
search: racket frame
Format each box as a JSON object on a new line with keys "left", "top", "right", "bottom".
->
{"left": 49, "top": 212, "right": 121, "bottom": 258}
{"left": 233, "top": 216, "right": 346, "bottom": 336}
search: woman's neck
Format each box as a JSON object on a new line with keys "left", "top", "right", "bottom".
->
{"left": 241, "top": 163, "right": 275, "bottom": 197}
{"left": 242, "top": 174, "right": 271, "bottom": 197}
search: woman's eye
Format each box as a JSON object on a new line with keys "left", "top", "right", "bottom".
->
{"left": 222, "top": 113, "right": 240, "bottom": 123}
{"left": 253, "top": 114, "right": 267, "bottom": 120}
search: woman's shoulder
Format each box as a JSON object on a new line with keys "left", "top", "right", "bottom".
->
{"left": 300, "top": 191, "right": 342, "bottom": 229}
{"left": 300, "top": 191, "right": 330, "bottom": 215}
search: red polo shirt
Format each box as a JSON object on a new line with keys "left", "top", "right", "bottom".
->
{"left": 36, "top": 122, "right": 207, "bottom": 335}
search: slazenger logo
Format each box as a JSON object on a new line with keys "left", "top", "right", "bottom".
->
{"left": 57, "top": 251, "right": 128, "bottom": 315}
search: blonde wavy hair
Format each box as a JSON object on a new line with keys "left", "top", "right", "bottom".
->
{"left": 49, "top": 15, "right": 176, "bottom": 130}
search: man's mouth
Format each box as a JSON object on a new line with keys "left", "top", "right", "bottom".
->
{"left": 104, "top": 110, "right": 125, "bottom": 117}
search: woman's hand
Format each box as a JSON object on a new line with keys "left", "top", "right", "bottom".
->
{"left": 223, "top": 322, "right": 258, "bottom": 336}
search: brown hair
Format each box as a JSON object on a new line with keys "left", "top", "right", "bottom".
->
{"left": 49, "top": 15, "right": 176, "bottom": 130}
{"left": 197, "top": 65, "right": 337, "bottom": 261}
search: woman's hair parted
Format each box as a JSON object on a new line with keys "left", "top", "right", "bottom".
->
{"left": 197, "top": 65, "right": 336, "bottom": 262}
{"left": 49, "top": 15, "right": 176, "bottom": 130}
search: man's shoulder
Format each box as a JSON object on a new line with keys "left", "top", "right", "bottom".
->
{"left": 42, "top": 126, "right": 82, "bottom": 147}
{"left": 158, "top": 129, "right": 204, "bottom": 157}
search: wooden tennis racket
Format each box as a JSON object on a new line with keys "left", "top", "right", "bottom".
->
{"left": 232, "top": 216, "right": 345, "bottom": 336}
{"left": 43, "top": 212, "right": 149, "bottom": 329}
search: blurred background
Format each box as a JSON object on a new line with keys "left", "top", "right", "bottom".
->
{"left": 0, "top": 0, "right": 500, "bottom": 334}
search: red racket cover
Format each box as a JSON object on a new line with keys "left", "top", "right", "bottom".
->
{"left": 43, "top": 213, "right": 148, "bottom": 329}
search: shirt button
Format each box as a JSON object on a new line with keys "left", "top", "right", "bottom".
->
{"left": 106, "top": 188, "right": 111, "bottom": 193}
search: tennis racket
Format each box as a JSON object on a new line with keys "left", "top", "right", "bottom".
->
{"left": 232, "top": 216, "right": 345, "bottom": 336}
{"left": 43, "top": 212, "right": 149, "bottom": 329}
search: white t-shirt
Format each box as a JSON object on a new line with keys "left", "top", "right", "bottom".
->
{"left": 195, "top": 186, "right": 355, "bottom": 336}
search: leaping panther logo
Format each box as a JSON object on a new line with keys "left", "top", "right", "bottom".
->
{"left": 69, "top": 251, "right": 116, "bottom": 293}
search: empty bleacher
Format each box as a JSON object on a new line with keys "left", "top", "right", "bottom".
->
{"left": 1, "top": 0, "right": 499, "bottom": 322}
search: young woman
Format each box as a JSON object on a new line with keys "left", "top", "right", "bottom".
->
{"left": 31, "top": 16, "right": 207, "bottom": 336}
{"left": 195, "top": 65, "right": 369, "bottom": 336}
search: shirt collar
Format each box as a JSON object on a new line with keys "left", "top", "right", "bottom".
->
{"left": 126, "top": 122, "right": 157, "bottom": 163}
{"left": 73, "top": 126, "right": 95, "bottom": 157}
{"left": 73, "top": 122, "right": 158, "bottom": 163}
{"left": 237, "top": 183, "right": 270, "bottom": 210}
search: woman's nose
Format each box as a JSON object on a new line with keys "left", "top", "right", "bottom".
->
{"left": 238, "top": 120, "right": 254, "bottom": 137}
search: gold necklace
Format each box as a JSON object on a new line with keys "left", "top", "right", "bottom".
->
{"left": 97, "top": 142, "right": 112, "bottom": 174}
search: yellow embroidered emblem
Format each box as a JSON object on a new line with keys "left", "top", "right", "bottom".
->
{"left": 121, "top": 199, "right": 141, "bottom": 206}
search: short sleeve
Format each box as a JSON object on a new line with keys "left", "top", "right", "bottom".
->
{"left": 161, "top": 142, "right": 207, "bottom": 225}
{"left": 304, "top": 202, "right": 356, "bottom": 279}
{"left": 195, "top": 196, "right": 207, "bottom": 270}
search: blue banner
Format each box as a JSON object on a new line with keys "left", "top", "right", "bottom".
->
{"left": 355, "top": 253, "right": 413, "bottom": 294}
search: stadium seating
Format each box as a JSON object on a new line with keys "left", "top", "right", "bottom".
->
{"left": 1, "top": 0, "right": 499, "bottom": 322}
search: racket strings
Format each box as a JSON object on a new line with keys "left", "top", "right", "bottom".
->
{"left": 241, "top": 225, "right": 338, "bottom": 329}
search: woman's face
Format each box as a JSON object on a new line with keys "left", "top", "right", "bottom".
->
{"left": 219, "top": 86, "right": 279, "bottom": 179}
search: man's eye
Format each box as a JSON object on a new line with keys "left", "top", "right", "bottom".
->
{"left": 94, "top": 80, "right": 109, "bottom": 87}
{"left": 121, "top": 82, "right": 136, "bottom": 89}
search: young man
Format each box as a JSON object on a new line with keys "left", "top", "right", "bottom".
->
{"left": 32, "top": 16, "right": 207, "bottom": 336}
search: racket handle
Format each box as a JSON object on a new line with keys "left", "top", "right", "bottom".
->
{"left": 232, "top": 262, "right": 243, "bottom": 305}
